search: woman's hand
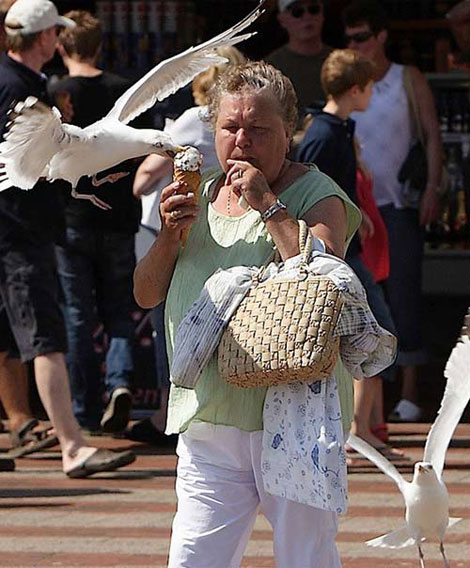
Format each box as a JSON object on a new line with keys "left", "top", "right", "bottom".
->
{"left": 225, "top": 159, "right": 277, "bottom": 213}
{"left": 160, "top": 180, "right": 200, "bottom": 242}
{"left": 419, "top": 185, "right": 440, "bottom": 226}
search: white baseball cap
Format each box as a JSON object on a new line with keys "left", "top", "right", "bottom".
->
{"left": 4, "top": 0, "right": 75, "bottom": 36}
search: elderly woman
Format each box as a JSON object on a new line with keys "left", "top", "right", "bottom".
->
{"left": 134, "top": 62, "right": 361, "bottom": 567}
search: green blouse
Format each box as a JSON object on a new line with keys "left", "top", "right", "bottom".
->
{"left": 165, "top": 166, "right": 361, "bottom": 435}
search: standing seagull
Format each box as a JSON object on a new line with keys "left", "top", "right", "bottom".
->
{"left": 347, "top": 308, "right": 470, "bottom": 567}
{"left": 0, "top": 1, "right": 264, "bottom": 209}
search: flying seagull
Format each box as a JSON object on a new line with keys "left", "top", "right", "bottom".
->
{"left": 347, "top": 308, "right": 470, "bottom": 568}
{"left": 0, "top": 1, "right": 264, "bottom": 209}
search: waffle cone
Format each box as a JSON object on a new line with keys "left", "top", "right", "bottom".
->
{"left": 173, "top": 167, "right": 201, "bottom": 246}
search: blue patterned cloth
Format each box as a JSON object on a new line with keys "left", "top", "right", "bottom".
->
{"left": 261, "top": 252, "right": 397, "bottom": 515}
{"left": 262, "top": 375, "right": 348, "bottom": 514}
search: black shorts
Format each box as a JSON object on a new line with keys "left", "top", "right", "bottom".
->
{"left": 0, "top": 243, "right": 67, "bottom": 362}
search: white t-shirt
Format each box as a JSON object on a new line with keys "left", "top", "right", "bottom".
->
{"left": 140, "top": 105, "right": 218, "bottom": 231}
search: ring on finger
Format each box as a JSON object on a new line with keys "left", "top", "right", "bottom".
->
{"left": 237, "top": 169, "right": 243, "bottom": 179}
{"left": 170, "top": 210, "right": 178, "bottom": 219}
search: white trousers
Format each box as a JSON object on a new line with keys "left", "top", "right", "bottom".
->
{"left": 168, "top": 423, "right": 341, "bottom": 568}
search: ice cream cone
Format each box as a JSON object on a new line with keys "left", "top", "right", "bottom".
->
{"left": 173, "top": 147, "right": 203, "bottom": 246}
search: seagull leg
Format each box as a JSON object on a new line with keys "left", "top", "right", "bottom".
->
{"left": 440, "top": 541, "right": 450, "bottom": 568}
{"left": 71, "top": 188, "right": 112, "bottom": 211}
{"left": 418, "top": 544, "right": 426, "bottom": 568}
{"left": 91, "top": 171, "right": 129, "bottom": 186}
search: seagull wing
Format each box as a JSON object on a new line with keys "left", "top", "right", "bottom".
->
{"left": 347, "top": 433, "right": 409, "bottom": 495}
{"left": 107, "top": 1, "right": 265, "bottom": 125}
{"left": 423, "top": 334, "right": 470, "bottom": 479}
{"left": 366, "top": 526, "right": 415, "bottom": 549}
{"left": 0, "top": 97, "right": 75, "bottom": 190}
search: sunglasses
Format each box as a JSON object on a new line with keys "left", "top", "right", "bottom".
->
{"left": 287, "top": 3, "right": 322, "bottom": 18}
{"left": 345, "top": 30, "right": 375, "bottom": 44}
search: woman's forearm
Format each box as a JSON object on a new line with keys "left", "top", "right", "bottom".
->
{"left": 133, "top": 233, "right": 180, "bottom": 308}
{"left": 133, "top": 155, "right": 173, "bottom": 197}
{"left": 264, "top": 196, "right": 348, "bottom": 260}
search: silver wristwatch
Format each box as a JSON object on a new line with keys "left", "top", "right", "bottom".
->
{"left": 260, "top": 199, "right": 287, "bottom": 222}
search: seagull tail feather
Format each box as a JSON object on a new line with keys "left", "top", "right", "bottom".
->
{"left": 448, "top": 517, "right": 462, "bottom": 528}
{"left": 366, "top": 526, "right": 416, "bottom": 549}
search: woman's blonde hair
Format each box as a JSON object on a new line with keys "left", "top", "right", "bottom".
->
{"left": 206, "top": 60, "right": 298, "bottom": 138}
{"left": 192, "top": 46, "right": 246, "bottom": 106}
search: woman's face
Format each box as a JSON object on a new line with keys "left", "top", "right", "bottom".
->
{"left": 215, "top": 91, "right": 290, "bottom": 185}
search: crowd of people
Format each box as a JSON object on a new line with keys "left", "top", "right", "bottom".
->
{"left": 0, "top": 0, "right": 468, "bottom": 562}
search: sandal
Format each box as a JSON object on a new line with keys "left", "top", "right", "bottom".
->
{"left": 8, "top": 419, "right": 59, "bottom": 458}
{"left": 371, "top": 422, "right": 389, "bottom": 443}
{"left": 65, "top": 448, "right": 135, "bottom": 479}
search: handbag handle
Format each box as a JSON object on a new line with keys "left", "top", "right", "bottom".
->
{"left": 256, "top": 219, "right": 313, "bottom": 281}
{"left": 298, "top": 219, "right": 313, "bottom": 266}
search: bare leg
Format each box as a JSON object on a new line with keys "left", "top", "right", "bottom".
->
{"left": 0, "top": 352, "right": 33, "bottom": 431}
{"left": 418, "top": 543, "right": 426, "bottom": 568}
{"left": 402, "top": 365, "right": 419, "bottom": 403}
{"left": 71, "top": 188, "right": 112, "bottom": 211}
{"left": 350, "top": 377, "right": 385, "bottom": 446}
{"left": 91, "top": 172, "right": 129, "bottom": 186}
{"left": 440, "top": 541, "right": 450, "bottom": 568}
{"left": 370, "top": 378, "right": 385, "bottom": 427}
{"left": 33, "top": 352, "right": 96, "bottom": 473}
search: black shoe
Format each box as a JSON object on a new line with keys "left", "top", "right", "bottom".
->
{"left": 126, "top": 419, "right": 177, "bottom": 446}
{"left": 0, "top": 457, "right": 15, "bottom": 472}
{"left": 100, "top": 387, "right": 132, "bottom": 433}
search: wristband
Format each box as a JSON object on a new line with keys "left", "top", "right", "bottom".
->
{"left": 260, "top": 199, "right": 287, "bottom": 222}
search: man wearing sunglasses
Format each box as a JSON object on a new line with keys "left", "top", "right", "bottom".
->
{"left": 344, "top": 0, "right": 443, "bottom": 424}
{"left": 266, "top": 0, "right": 332, "bottom": 120}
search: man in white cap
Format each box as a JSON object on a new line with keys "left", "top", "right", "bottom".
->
{"left": 0, "top": 0, "right": 136, "bottom": 477}
{"left": 266, "top": 0, "right": 332, "bottom": 119}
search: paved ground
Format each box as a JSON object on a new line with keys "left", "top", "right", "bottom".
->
{"left": 1, "top": 422, "right": 470, "bottom": 567}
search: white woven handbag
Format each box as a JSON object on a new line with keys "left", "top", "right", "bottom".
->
{"left": 218, "top": 222, "right": 343, "bottom": 388}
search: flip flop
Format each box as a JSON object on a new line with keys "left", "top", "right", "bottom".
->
{"left": 65, "top": 448, "right": 136, "bottom": 479}
{"left": 8, "top": 419, "right": 59, "bottom": 458}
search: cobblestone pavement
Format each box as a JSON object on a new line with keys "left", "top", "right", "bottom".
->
{"left": 1, "top": 423, "right": 470, "bottom": 567}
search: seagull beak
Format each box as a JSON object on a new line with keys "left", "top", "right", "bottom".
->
{"left": 166, "top": 146, "right": 186, "bottom": 159}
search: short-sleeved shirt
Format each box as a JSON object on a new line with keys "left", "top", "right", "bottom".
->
{"left": 0, "top": 54, "right": 64, "bottom": 251}
{"left": 48, "top": 71, "right": 143, "bottom": 234}
{"left": 165, "top": 167, "right": 361, "bottom": 435}
{"left": 297, "top": 110, "right": 361, "bottom": 256}
{"left": 265, "top": 45, "right": 332, "bottom": 115}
